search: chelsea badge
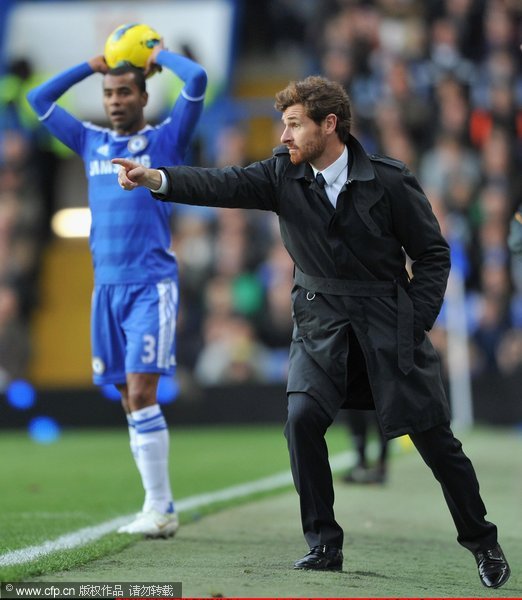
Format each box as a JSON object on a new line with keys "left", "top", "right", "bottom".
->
{"left": 127, "top": 135, "right": 148, "bottom": 154}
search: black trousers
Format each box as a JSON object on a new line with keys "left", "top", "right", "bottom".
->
{"left": 284, "top": 392, "right": 498, "bottom": 552}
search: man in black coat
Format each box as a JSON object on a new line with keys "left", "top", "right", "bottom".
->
{"left": 113, "top": 75, "right": 510, "bottom": 589}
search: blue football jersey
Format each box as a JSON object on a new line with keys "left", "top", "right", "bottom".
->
{"left": 28, "top": 51, "right": 206, "bottom": 285}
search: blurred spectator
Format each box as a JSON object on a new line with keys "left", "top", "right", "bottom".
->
{"left": 470, "top": 80, "right": 522, "bottom": 148}
{"left": 0, "top": 57, "right": 72, "bottom": 239}
{"left": 255, "top": 236, "right": 294, "bottom": 350}
{"left": 0, "top": 126, "right": 45, "bottom": 386}
{"left": 379, "top": 57, "right": 434, "bottom": 150}
{"left": 194, "top": 313, "right": 271, "bottom": 385}
{"left": 496, "top": 327, "right": 522, "bottom": 374}
{"left": 436, "top": 78, "right": 472, "bottom": 142}
{"left": 418, "top": 132, "right": 481, "bottom": 201}
{"left": 482, "top": 1, "right": 517, "bottom": 53}
{"left": 425, "top": 15, "right": 476, "bottom": 85}
{"left": 479, "top": 126, "right": 521, "bottom": 202}
{"left": 343, "top": 409, "right": 389, "bottom": 485}
{"left": 427, "top": 0, "right": 486, "bottom": 61}
{"left": 472, "top": 48, "right": 522, "bottom": 110}
{"left": 0, "top": 282, "right": 30, "bottom": 389}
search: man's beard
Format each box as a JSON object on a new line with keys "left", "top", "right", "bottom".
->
{"left": 289, "top": 135, "right": 327, "bottom": 165}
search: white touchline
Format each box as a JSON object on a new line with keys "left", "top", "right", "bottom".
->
{"left": 0, "top": 451, "right": 356, "bottom": 567}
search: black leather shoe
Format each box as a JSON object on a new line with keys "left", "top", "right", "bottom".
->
{"left": 475, "top": 544, "right": 511, "bottom": 589}
{"left": 293, "top": 545, "right": 343, "bottom": 571}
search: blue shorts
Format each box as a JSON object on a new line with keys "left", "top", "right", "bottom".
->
{"left": 91, "top": 281, "right": 178, "bottom": 385}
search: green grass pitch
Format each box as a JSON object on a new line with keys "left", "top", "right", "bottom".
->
{"left": 0, "top": 423, "right": 520, "bottom": 597}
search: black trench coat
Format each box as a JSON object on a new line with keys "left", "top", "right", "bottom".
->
{"left": 156, "top": 134, "right": 452, "bottom": 439}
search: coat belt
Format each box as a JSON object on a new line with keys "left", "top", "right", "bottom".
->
{"left": 293, "top": 267, "right": 414, "bottom": 374}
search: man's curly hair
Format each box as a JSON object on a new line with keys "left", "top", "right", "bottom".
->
{"left": 274, "top": 75, "right": 352, "bottom": 143}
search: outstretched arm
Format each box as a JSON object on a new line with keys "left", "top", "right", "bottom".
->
{"left": 112, "top": 156, "right": 278, "bottom": 212}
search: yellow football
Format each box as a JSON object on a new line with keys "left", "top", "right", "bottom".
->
{"left": 104, "top": 23, "right": 161, "bottom": 70}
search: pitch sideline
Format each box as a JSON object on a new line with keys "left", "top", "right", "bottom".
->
{"left": 0, "top": 450, "right": 357, "bottom": 567}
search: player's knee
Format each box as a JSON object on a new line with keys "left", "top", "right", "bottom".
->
{"left": 285, "top": 392, "right": 328, "bottom": 438}
{"left": 127, "top": 391, "right": 157, "bottom": 412}
{"left": 126, "top": 374, "right": 159, "bottom": 411}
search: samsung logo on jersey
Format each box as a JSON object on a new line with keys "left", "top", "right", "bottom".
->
{"left": 89, "top": 154, "right": 151, "bottom": 177}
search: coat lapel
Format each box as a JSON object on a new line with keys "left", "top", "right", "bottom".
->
{"left": 286, "top": 160, "right": 335, "bottom": 216}
{"left": 346, "top": 135, "right": 384, "bottom": 236}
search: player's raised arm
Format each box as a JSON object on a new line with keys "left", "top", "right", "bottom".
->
{"left": 112, "top": 158, "right": 163, "bottom": 191}
{"left": 150, "top": 45, "right": 207, "bottom": 151}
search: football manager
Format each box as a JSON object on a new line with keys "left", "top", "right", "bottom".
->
{"left": 113, "top": 75, "right": 510, "bottom": 589}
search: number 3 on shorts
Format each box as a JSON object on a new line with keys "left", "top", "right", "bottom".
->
{"left": 142, "top": 334, "right": 156, "bottom": 364}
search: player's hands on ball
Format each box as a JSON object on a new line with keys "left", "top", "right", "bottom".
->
{"left": 144, "top": 39, "right": 165, "bottom": 78}
{"left": 89, "top": 55, "right": 109, "bottom": 74}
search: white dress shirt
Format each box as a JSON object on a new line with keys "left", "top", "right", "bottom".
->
{"left": 152, "top": 169, "right": 168, "bottom": 194}
{"left": 311, "top": 146, "right": 349, "bottom": 208}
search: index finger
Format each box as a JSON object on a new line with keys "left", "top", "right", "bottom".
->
{"left": 112, "top": 157, "right": 134, "bottom": 168}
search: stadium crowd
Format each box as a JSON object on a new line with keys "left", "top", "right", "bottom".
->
{"left": 1, "top": 0, "right": 522, "bottom": 395}
{"left": 0, "top": 57, "right": 50, "bottom": 390}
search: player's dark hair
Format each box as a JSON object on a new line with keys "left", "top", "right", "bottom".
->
{"left": 107, "top": 65, "right": 147, "bottom": 93}
{"left": 274, "top": 75, "right": 352, "bottom": 143}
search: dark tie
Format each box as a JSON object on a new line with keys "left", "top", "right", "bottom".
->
{"left": 315, "top": 172, "right": 326, "bottom": 189}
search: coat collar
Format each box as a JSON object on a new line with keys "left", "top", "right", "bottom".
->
{"left": 274, "top": 134, "right": 375, "bottom": 183}
{"left": 273, "top": 135, "right": 383, "bottom": 235}
{"left": 345, "top": 134, "right": 374, "bottom": 182}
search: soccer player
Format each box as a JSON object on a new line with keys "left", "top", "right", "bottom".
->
{"left": 27, "top": 41, "right": 207, "bottom": 537}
